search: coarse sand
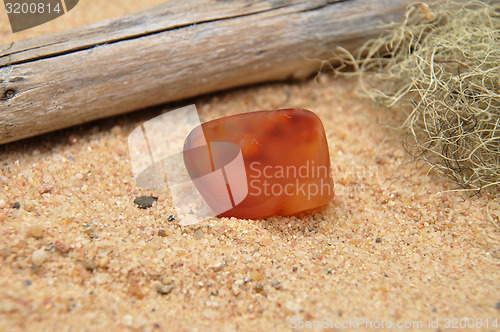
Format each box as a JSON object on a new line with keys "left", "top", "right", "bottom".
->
{"left": 0, "top": 1, "right": 499, "bottom": 331}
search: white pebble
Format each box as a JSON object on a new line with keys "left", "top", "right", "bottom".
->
{"left": 286, "top": 301, "right": 302, "bottom": 313}
{"left": 123, "top": 315, "right": 133, "bottom": 327}
{"left": 95, "top": 273, "right": 109, "bottom": 284}
{"left": 31, "top": 249, "right": 48, "bottom": 266}
{"left": 0, "top": 199, "right": 6, "bottom": 209}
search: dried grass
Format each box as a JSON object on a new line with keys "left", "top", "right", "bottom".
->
{"left": 331, "top": 1, "right": 500, "bottom": 192}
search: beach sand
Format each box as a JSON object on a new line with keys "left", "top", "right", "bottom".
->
{"left": 1, "top": 1, "right": 499, "bottom": 331}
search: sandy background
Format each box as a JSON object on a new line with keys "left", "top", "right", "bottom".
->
{"left": 1, "top": 1, "right": 499, "bottom": 331}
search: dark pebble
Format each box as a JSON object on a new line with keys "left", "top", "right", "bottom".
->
{"left": 271, "top": 279, "right": 282, "bottom": 289}
{"left": 157, "top": 284, "right": 174, "bottom": 295}
{"left": 81, "top": 259, "right": 97, "bottom": 271}
{"left": 68, "top": 134, "right": 80, "bottom": 145}
{"left": 292, "top": 266, "right": 298, "bottom": 272}
{"left": 158, "top": 229, "right": 167, "bottom": 237}
{"left": 134, "top": 196, "right": 157, "bottom": 209}
{"left": 496, "top": 302, "right": 500, "bottom": 310}
{"left": 11, "top": 202, "right": 20, "bottom": 209}
{"left": 23, "top": 279, "right": 32, "bottom": 286}
{"left": 254, "top": 283, "right": 264, "bottom": 293}
{"left": 167, "top": 214, "right": 175, "bottom": 221}
{"left": 375, "top": 237, "right": 382, "bottom": 243}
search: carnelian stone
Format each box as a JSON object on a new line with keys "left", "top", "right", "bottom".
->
{"left": 183, "top": 108, "right": 334, "bottom": 219}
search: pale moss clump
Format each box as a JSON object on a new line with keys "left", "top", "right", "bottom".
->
{"left": 333, "top": 1, "right": 500, "bottom": 192}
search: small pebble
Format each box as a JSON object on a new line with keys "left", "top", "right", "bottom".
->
{"left": 38, "top": 183, "right": 53, "bottom": 194}
{"left": 54, "top": 240, "right": 71, "bottom": 253}
{"left": 212, "top": 262, "right": 225, "bottom": 272}
{"left": 270, "top": 279, "right": 281, "bottom": 289}
{"left": 111, "top": 125, "right": 123, "bottom": 136}
{"left": 23, "top": 280, "right": 32, "bottom": 287}
{"left": 23, "top": 200, "right": 36, "bottom": 212}
{"left": 286, "top": 301, "right": 301, "bottom": 313}
{"left": 194, "top": 229, "right": 204, "bottom": 240}
{"left": 232, "top": 280, "right": 243, "bottom": 296}
{"left": 254, "top": 283, "right": 264, "bottom": 293}
{"left": 167, "top": 214, "right": 175, "bottom": 221}
{"left": 26, "top": 224, "right": 44, "bottom": 238}
{"left": 68, "top": 134, "right": 80, "bottom": 145}
{"left": 250, "top": 270, "right": 263, "bottom": 281}
{"left": 189, "top": 224, "right": 200, "bottom": 230}
{"left": 157, "top": 283, "right": 174, "bottom": 295}
{"left": 81, "top": 260, "right": 97, "bottom": 271}
{"left": 128, "top": 281, "right": 145, "bottom": 299}
{"left": 0, "top": 199, "right": 6, "bottom": 209}
{"left": 157, "top": 229, "right": 167, "bottom": 237}
{"left": 95, "top": 273, "right": 109, "bottom": 284}
{"left": 97, "top": 257, "right": 109, "bottom": 269}
{"left": 123, "top": 315, "right": 133, "bottom": 327}
{"left": 84, "top": 226, "right": 97, "bottom": 239}
{"left": 11, "top": 202, "right": 21, "bottom": 209}
{"left": 376, "top": 237, "right": 382, "bottom": 243}
{"left": 80, "top": 184, "right": 89, "bottom": 193}
{"left": 133, "top": 196, "right": 157, "bottom": 209}
{"left": 31, "top": 249, "right": 47, "bottom": 266}
{"left": 495, "top": 302, "right": 500, "bottom": 310}
{"left": 292, "top": 266, "right": 298, "bottom": 272}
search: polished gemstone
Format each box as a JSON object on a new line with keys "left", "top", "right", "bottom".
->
{"left": 183, "top": 108, "right": 334, "bottom": 219}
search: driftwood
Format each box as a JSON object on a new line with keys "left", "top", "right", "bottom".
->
{"left": 0, "top": 0, "right": 430, "bottom": 144}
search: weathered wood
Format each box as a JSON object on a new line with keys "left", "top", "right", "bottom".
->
{"left": 0, "top": 0, "right": 427, "bottom": 144}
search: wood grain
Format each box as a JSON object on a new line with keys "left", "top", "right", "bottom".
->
{"left": 0, "top": 0, "right": 427, "bottom": 144}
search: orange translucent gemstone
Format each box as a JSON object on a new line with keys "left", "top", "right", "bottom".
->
{"left": 183, "top": 108, "right": 334, "bottom": 219}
